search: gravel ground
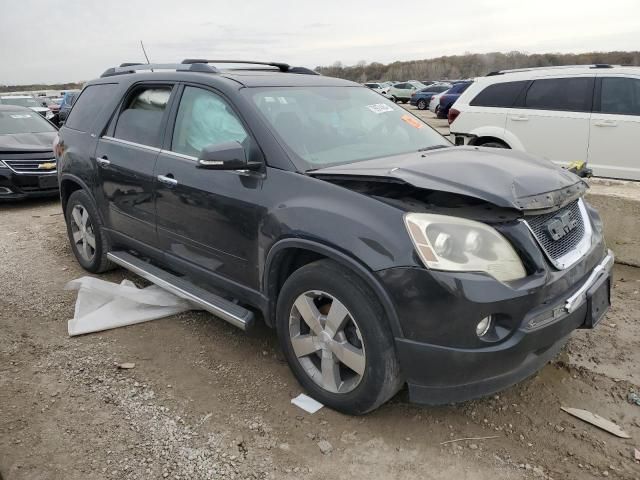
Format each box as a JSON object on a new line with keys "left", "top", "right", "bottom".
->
{"left": 1, "top": 195, "right": 639, "bottom": 479}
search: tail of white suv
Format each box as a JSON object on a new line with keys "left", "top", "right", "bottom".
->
{"left": 450, "top": 65, "right": 640, "bottom": 181}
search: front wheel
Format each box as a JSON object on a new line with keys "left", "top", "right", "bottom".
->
{"left": 390, "top": 96, "right": 398, "bottom": 103}
{"left": 417, "top": 99, "right": 427, "bottom": 110}
{"left": 276, "top": 260, "right": 403, "bottom": 415}
{"left": 479, "top": 141, "right": 509, "bottom": 149}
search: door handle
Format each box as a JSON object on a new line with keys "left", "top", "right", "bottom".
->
{"left": 593, "top": 120, "right": 617, "bottom": 127}
{"left": 510, "top": 115, "right": 529, "bottom": 121}
{"left": 157, "top": 174, "right": 178, "bottom": 186}
{"left": 96, "top": 156, "right": 110, "bottom": 167}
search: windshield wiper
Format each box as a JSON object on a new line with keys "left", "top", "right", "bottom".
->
{"left": 417, "top": 145, "right": 449, "bottom": 152}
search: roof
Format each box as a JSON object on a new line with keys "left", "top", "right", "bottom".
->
{"left": 218, "top": 70, "right": 357, "bottom": 88}
{"left": 479, "top": 64, "right": 640, "bottom": 83}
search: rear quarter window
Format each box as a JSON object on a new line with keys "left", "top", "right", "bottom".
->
{"left": 65, "top": 84, "right": 118, "bottom": 131}
{"left": 470, "top": 81, "right": 529, "bottom": 107}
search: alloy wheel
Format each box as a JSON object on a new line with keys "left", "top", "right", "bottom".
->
{"left": 70, "top": 205, "right": 96, "bottom": 262}
{"left": 289, "top": 290, "right": 366, "bottom": 394}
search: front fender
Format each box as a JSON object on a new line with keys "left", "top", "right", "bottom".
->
{"left": 467, "top": 125, "right": 524, "bottom": 151}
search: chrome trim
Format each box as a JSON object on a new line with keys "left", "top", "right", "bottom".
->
{"left": 101, "top": 136, "right": 162, "bottom": 153}
{"left": 160, "top": 149, "right": 197, "bottom": 161}
{"left": 0, "top": 186, "right": 13, "bottom": 194}
{"left": 523, "top": 198, "right": 593, "bottom": 270}
{"left": 565, "top": 250, "right": 614, "bottom": 313}
{"left": 157, "top": 174, "right": 178, "bottom": 186}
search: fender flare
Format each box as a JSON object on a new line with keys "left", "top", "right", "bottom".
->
{"left": 263, "top": 238, "right": 404, "bottom": 337}
{"left": 59, "top": 173, "right": 104, "bottom": 223}
{"left": 466, "top": 125, "right": 524, "bottom": 151}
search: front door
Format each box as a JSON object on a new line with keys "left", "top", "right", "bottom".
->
{"left": 588, "top": 75, "right": 640, "bottom": 180}
{"left": 505, "top": 76, "right": 594, "bottom": 167}
{"left": 154, "top": 85, "right": 264, "bottom": 287}
{"left": 95, "top": 84, "right": 174, "bottom": 246}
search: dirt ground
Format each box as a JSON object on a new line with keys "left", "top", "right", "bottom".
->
{"left": 1, "top": 198, "right": 639, "bottom": 480}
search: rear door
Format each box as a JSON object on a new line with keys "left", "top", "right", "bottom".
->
{"left": 588, "top": 75, "right": 640, "bottom": 180}
{"left": 94, "top": 83, "right": 175, "bottom": 247}
{"left": 505, "top": 76, "right": 594, "bottom": 166}
{"left": 154, "top": 84, "right": 264, "bottom": 286}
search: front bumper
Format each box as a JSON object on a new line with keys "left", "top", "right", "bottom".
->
{"left": 0, "top": 167, "right": 59, "bottom": 200}
{"left": 377, "top": 244, "right": 613, "bottom": 405}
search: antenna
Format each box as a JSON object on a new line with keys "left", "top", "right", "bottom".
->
{"left": 140, "top": 41, "right": 152, "bottom": 71}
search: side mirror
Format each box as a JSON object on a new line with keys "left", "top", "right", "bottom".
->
{"left": 197, "top": 141, "right": 256, "bottom": 170}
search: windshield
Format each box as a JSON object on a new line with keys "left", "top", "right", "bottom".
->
{"left": 1, "top": 97, "right": 42, "bottom": 108}
{"left": 0, "top": 110, "right": 56, "bottom": 134}
{"left": 248, "top": 86, "right": 449, "bottom": 170}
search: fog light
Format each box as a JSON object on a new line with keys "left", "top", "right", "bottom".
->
{"left": 0, "top": 186, "right": 13, "bottom": 195}
{"left": 476, "top": 316, "right": 493, "bottom": 337}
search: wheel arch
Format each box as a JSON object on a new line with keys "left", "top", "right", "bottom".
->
{"left": 263, "top": 238, "right": 403, "bottom": 337}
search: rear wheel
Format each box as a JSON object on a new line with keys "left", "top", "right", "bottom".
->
{"left": 276, "top": 260, "right": 403, "bottom": 415}
{"left": 417, "top": 99, "right": 427, "bottom": 110}
{"left": 478, "top": 140, "right": 509, "bottom": 149}
{"left": 64, "top": 190, "right": 114, "bottom": 273}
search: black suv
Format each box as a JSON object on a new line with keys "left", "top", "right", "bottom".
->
{"left": 0, "top": 105, "right": 59, "bottom": 200}
{"left": 56, "top": 60, "right": 613, "bottom": 414}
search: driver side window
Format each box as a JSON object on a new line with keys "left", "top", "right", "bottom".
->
{"left": 172, "top": 86, "right": 247, "bottom": 157}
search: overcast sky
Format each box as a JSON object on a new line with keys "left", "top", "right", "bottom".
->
{"left": 1, "top": 0, "right": 639, "bottom": 84}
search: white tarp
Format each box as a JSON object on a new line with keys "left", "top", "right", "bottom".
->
{"left": 66, "top": 276, "right": 195, "bottom": 336}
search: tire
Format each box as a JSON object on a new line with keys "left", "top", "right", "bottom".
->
{"left": 391, "top": 96, "right": 397, "bottom": 103}
{"left": 479, "top": 141, "right": 509, "bottom": 149}
{"left": 276, "top": 259, "right": 403, "bottom": 415}
{"left": 417, "top": 99, "right": 427, "bottom": 110}
{"left": 434, "top": 105, "right": 440, "bottom": 115}
{"left": 64, "top": 189, "right": 114, "bottom": 273}
{"left": 401, "top": 99, "right": 408, "bottom": 104}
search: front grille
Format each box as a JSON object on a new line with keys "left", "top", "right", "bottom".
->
{"left": 525, "top": 200, "right": 587, "bottom": 264}
{"left": 3, "top": 157, "right": 56, "bottom": 174}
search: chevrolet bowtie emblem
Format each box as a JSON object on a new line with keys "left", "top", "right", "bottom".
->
{"left": 38, "top": 162, "right": 56, "bottom": 170}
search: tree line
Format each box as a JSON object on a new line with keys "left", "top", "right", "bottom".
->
{"left": 315, "top": 51, "right": 640, "bottom": 82}
{"left": 0, "top": 82, "right": 83, "bottom": 93}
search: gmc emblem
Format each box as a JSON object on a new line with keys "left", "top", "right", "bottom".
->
{"left": 545, "top": 211, "right": 578, "bottom": 241}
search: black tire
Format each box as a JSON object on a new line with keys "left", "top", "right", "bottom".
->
{"left": 276, "top": 259, "right": 403, "bottom": 415}
{"left": 391, "top": 96, "right": 398, "bottom": 103}
{"left": 434, "top": 105, "right": 440, "bottom": 115}
{"left": 417, "top": 99, "right": 427, "bottom": 110}
{"left": 64, "top": 189, "right": 114, "bottom": 273}
{"left": 401, "top": 99, "right": 408, "bottom": 104}
{"left": 479, "top": 141, "right": 509, "bottom": 149}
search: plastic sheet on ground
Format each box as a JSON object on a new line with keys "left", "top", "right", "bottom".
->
{"left": 66, "top": 276, "right": 196, "bottom": 336}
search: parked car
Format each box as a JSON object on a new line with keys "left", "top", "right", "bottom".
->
{"left": 449, "top": 65, "right": 640, "bottom": 180}
{"left": 363, "top": 82, "right": 389, "bottom": 94}
{"left": 429, "top": 90, "right": 448, "bottom": 113}
{"left": 388, "top": 81, "right": 426, "bottom": 103}
{"left": 0, "top": 105, "right": 59, "bottom": 200}
{"left": 56, "top": 60, "right": 612, "bottom": 414}
{"left": 0, "top": 95, "right": 54, "bottom": 121}
{"left": 58, "top": 91, "right": 80, "bottom": 124}
{"left": 436, "top": 81, "right": 473, "bottom": 118}
{"left": 410, "top": 84, "right": 452, "bottom": 110}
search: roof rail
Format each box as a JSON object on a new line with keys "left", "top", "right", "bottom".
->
{"left": 486, "top": 64, "right": 620, "bottom": 76}
{"left": 181, "top": 59, "right": 291, "bottom": 72}
{"left": 100, "top": 62, "right": 218, "bottom": 78}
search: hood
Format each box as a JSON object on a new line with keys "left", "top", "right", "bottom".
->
{"left": 310, "top": 146, "right": 587, "bottom": 211}
{"left": 0, "top": 132, "right": 57, "bottom": 153}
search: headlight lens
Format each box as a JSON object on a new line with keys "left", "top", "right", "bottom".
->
{"left": 404, "top": 213, "right": 526, "bottom": 282}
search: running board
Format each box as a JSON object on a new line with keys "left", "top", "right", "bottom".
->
{"left": 107, "top": 251, "right": 254, "bottom": 330}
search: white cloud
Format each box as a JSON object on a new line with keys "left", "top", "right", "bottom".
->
{"left": 0, "top": 0, "right": 638, "bottom": 84}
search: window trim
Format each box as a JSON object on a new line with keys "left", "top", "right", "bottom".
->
{"left": 104, "top": 81, "right": 177, "bottom": 148}
{"left": 520, "top": 76, "right": 595, "bottom": 113}
{"left": 594, "top": 76, "right": 640, "bottom": 117}
{"left": 162, "top": 82, "right": 265, "bottom": 165}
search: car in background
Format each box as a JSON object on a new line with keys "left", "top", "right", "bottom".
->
{"left": 58, "top": 91, "right": 80, "bottom": 125}
{"left": 436, "top": 81, "right": 473, "bottom": 119}
{"left": 410, "top": 84, "right": 452, "bottom": 110}
{"left": 449, "top": 65, "right": 640, "bottom": 180}
{"left": 0, "top": 95, "right": 54, "bottom": 121}
{"left": 388, "top": 81, "right": 426, "bottom": 103}
{"left": 0, "top": 105, "right": 59, "bottom": 200}
{"left": 364, "top": 82, "right": 389, "bottom": 94}
{"left": 429, "top": 90, "right": 448, "bottom": 114}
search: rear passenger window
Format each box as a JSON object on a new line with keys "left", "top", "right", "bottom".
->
{"left": 171, "top": 86, "right": 247, "bottom": 157}
{"left": 113, "top": 87, "right": 171, "bottom": 147}
{"left": 524, "top": 77, "right": 593, "bottom": 112}
{"left": 470, "top": 81, "right": 528, "bottom": 107}
{"left": 65, "top": 84, "right": 118, "bottom": 131}
{"left": 600, "top": 77, "right": 640, "bottom": 115}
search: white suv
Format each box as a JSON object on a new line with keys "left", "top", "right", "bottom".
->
{"left": 449, "top": 65, "right": 640, "bottom": 181}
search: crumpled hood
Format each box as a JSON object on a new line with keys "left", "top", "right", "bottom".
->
{"left": 310, "top": 146, "right": 587, "bottom": 211}
{"left": 0, "top": 132, "right": 57, "bottom": 153}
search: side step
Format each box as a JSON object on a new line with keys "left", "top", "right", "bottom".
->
{"left": 107, "top": 251, "right": 254, "bottom": 330}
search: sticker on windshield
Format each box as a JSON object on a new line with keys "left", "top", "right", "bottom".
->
{"left": 401, "top": 114, "right": 423, "bottom": 129}
{"left": 366, "top": 103, "right": 394, "bottom": 114}
{"left": 10, "top": 114, "right": 32, "bottom": 119}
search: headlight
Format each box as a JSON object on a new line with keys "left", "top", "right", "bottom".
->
{"left": 404, "top": 213, "right": 526, "bottom": 282}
